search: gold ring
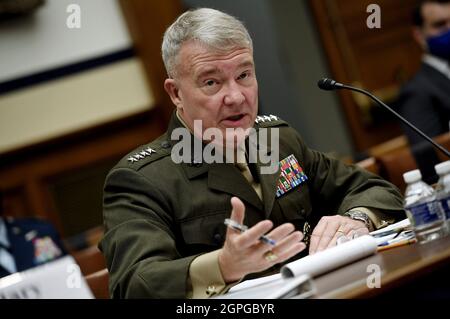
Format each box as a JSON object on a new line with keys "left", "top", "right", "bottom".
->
{"left": 264, "top": 250, "right": 278, "bottom": 262}
{"left": 336, "top": 228, "right": 346, "bottom": 234}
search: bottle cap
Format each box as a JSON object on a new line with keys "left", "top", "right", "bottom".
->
{"left": 435, "top": 161, "right": 450, "bottom": 175}
{"left": 403, "top": 169, "right": 422, "bottom": 184}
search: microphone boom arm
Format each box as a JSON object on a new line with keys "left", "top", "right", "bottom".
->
{"left": 341, "top": 84, "right": 450, "bottom": 158}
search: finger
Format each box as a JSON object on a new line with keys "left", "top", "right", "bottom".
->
{"left": 315, "top": 220, "right": 340, "bottom": 253}
{"left": 348, "top": 227, "right": 369, "bottom": 240}
{"left": 271, "top": 231, "right": 304, "bottom": 254}
{"left": 336, "top": 235, "right": 349, "bottom": 245}
{"left": 271, "top": 242, "right": 306, "bottom": 264}
{"left": 263, "top": 223, "right": 296, "bottom": 243}
{"left": 226, "top": 197, "right": 246, "bottom": 239}
{"left": 237, "top": 220, "right": 273, "bottom": 248}
{"left": 326, "top": 223, "right": 352, "bottom": 249}
{"left": 230, "top": 197, "right": 245, "bottom": 223}
{"left": 309, "top": 217, "right": 328, "bottom": 254}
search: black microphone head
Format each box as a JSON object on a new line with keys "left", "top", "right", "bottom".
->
{"left": 317, "top": 78, "right": 337, "bottom": 91}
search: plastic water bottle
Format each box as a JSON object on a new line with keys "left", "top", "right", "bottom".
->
{"left": 435, "top": 161, "right": 450, "bottom": 233}
{"left": 403, "top": 169, "right": 445, "bottom": 243}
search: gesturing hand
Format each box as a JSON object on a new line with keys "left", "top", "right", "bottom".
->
{"left": 218, "top": 197, "right": 306, "bottom": 283}
{"left": 309, "top": 215, "right": 369, "bottom": 255}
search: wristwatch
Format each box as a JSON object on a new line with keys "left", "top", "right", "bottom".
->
{"left": 344, "top": 211, "right": 374, "bottom": 232}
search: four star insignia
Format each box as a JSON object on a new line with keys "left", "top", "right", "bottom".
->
{"left": 127, "top": 147, "right": 156, "bottom": 163}
{"left": 255, "top": 114, "right": 279, "bottom": 124}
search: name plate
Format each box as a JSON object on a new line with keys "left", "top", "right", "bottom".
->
{"left": 0, "top": 256, "right": 93, "bottom": 299}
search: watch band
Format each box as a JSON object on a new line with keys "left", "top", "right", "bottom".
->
{"left": 344, "top": 211, "right": 374, "bottom": 232}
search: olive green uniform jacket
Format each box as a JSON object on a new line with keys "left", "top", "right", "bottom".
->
{"left": 99, "top": 112, "right": 404, "bottom": 298}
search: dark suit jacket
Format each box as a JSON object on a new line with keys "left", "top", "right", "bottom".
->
{"left": 397, "top": 62, "right": 450, "bottom": 183}
{"left": 0, "top": 217, "right": 67, "bottom": 279}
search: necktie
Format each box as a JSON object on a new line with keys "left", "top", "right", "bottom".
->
{"left": 236, "top": 160, "right": 263, "bottom": 201}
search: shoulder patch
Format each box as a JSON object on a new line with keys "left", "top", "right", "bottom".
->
{"left": 255, "top": 114, "right": 289, "bottom": 127}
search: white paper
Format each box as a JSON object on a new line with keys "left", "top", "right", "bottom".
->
{"left": 370, "top": 218, "right": 411, "bottom": 236}
{"left": 216, "top": 274, "right": 313, "bottom": 299}
{"left": 229, "top": 273, "right": 281, "bottom": 293}
{"left": 280, "top": 235, "right": 378, "bottom": 278}
{"left": 0, "top": 256, "right": 93, "bottom": 299}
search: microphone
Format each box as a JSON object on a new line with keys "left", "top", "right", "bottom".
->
{"left": 317, "top": 78, "right": 344, "bottom": 91}
{"left": 317, "top": 78, "right": 450, "bottom": 158}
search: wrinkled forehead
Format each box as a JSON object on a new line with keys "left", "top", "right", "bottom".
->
{"left": 175, "top": 40, "right": 254, "bottom": 77}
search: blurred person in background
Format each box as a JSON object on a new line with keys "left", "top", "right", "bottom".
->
{"left": 0, "top": 191, "right": 67, "bottom": 279}
{"left": 397, "top": 0, "right": 450, "bottom": 183}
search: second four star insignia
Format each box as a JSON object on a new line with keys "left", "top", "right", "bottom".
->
{"left": 127, "top": 147, "right": 156, "bottom": 163}
{"left": 255, "top": 115, "right": 279, "bottom": 124}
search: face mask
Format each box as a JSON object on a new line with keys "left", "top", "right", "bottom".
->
{"left": 427, "top": 29, "right": 450, "bottom": 61}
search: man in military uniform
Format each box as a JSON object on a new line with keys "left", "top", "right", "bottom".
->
{"left": 100, "top": 8, "right": 405, "bottom": 299}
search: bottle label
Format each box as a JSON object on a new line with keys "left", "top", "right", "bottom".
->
{"left": 438, "top": 197, "right": 450, "bottom": 219}
{"left": 407, "top": 201, "right": 441, "bottom": 227}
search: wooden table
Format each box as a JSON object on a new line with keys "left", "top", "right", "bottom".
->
{"left": 313, "top": 235, "right": 450, "bottom": 298}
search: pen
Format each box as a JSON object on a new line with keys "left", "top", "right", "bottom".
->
{"left": 378, "top": 231, "right": 415, "bottom": 246}
{"left": 224, "top": 218, "right": 276, "bottom": 246}
{"left": 371, "top": 226, "right": 410, "bottom": 238}
{"left": 377, "top": 238, "right": 417, "bottom": 252}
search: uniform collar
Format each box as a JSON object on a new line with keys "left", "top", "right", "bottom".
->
{"left": 423, "top": 54, "right": 450, "bottom": 79}
{"left": 175, "top": 110, "right": 193, "bottom": 134}
{"left": 167, "top": 112, "right": 275, "bottom": 213}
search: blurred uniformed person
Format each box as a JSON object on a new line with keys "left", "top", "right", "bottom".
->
{"left": 0, "top": 193, "right": 67, "bottom": 279}
{"left": 100, "top": 8, "right": 405, "bottom": 299}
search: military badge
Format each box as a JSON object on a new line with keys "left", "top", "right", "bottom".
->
{"left": 127, "top": 147, "right": 156, "bottom": 163}
{"left": 33, "top": 236, "right": 62, "bottom": 265}
{"left": 276, "top": 154, "right": 308, "bottom": 197}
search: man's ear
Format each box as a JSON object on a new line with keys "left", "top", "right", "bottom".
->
{"left": 164, "top": 79, "right": 183, "bottom": 110}
{"left": 412, "top": 26, "right": 427, "bottom": 51}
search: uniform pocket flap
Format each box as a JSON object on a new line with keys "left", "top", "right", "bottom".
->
{"left": 179, "top": 211, "right": 228, "bottom": 246}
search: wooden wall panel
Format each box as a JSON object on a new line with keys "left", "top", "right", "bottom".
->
{"left": 0, "top": 0, "right": 182, "bottom": 240}
{"left": 309, "top": 0, "right": 421, "bottom": 151}
{"left": 119, "top": 0, "right": 183, "bottom": 123}
{"left": 0, "top": 110, "right": 165, "bottom": 238}
{"left": 2, "top": 187, "right": 31, "bottom": 218}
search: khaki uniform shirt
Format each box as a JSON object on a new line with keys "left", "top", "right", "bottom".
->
{"left": 99, "top": 112, "right": 405, "bottom": 298}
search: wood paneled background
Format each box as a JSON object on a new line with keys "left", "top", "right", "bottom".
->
{"left": 0, "top": 0, "right": 182, "bottom": 241}
{"left": 309, "top": 0, "right": 421, "bottom": 151}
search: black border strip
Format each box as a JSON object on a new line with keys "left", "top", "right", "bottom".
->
{"left": 0, "top": 47, "right": 135, "bottom": 95}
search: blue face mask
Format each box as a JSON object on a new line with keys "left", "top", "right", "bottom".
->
{"left": 427, "top": 29, "right": 450, "bottom": 61}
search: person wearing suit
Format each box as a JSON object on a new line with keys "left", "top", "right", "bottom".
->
{"left": 397, "top": 0, "right": 450, "bottom": 183}
{"left": 99, "top": 8, "right": 405, "bottom": 299}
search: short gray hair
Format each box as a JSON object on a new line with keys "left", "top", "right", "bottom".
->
{"left": 162, "top": 8, "right": 253, "bottom": 77}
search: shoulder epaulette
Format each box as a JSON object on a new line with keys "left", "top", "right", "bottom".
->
{"left": 255, "top": 114, "right": 288, "bottom": 127}
{"left": 125, "top": 138, "right": 172, "bottom": 170}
